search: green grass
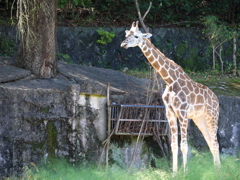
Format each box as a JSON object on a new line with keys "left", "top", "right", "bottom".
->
{"left": 189, "top": 70, "right": 240, "bottom": 97}
{"left": 5, "top": 152, "right": 240, "bottom": 180}
{"left": 121, "top": 68, "right": 153, "bottom": 79}
{"left": 122, "top": 68, "right": 240, "bottom": 97}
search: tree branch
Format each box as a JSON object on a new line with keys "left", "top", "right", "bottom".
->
{"left": 134, "top": 0, "right": 152, "bottom": 33}
{"left": 143, "top": 2, "right": 152, "bottom": 21}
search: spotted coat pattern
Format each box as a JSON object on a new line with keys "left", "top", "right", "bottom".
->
{"left": 121, "top": 22, "right": 220, "bottom": 172}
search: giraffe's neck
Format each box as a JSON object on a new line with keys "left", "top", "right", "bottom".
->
{"left": 139, "top": 38, "right": 188, "bottom": 85}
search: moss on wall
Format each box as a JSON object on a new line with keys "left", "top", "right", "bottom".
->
{"left": 174, "top": 42, "right": 206, "bottom": 71}
{"left": 40, "top": 107, "right": 50, "bottom": 114}
{"left": 32, "top": 140, "right": 46, "bottom": 155}
{"left": 46, "top": 122, "right": 58, "bottom": 157}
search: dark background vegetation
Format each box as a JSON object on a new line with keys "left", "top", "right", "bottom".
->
{"left": 0, "top": 0, "right": 239, "bottom": 75}
{"left": 0, "top": 0, "right": 239, "bottom": 27}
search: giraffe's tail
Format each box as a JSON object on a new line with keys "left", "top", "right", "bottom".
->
{"left": 217, "top": 131, "right": 222, "bottom": 154}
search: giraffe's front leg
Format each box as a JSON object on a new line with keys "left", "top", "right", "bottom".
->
{"left": 166, "top": 109, "right": 178, "bottom": 172}
{"left": 178, "top": 110, "right": 189, "bottom": 172}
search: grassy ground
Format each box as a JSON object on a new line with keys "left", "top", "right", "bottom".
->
{"left": 123, "top": 68, "right": 240, "bottom": 97}
{"left": 188, "top": 70, "right": 240, "bottom": 96}
{"left": 4, "top": 152, "right": 240, "bottom": 180}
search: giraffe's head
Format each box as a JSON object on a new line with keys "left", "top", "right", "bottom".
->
{"left": 121, "top": 21, "right": 152, "bottom": 49}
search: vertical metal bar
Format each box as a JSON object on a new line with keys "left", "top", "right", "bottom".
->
{"left": 115, "top": 105, "right": 123, "bottom": 134}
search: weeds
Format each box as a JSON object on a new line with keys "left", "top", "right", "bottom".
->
{"left": 57, "top": 53, "right": 74, "bottom": 64}
{"left": 4, "top": 151, "right": 240, "bottom": 180}
{"left": 96, "top": 28, "right": 116, "bottom": 45}
{"left": 0, "top": 35, "right": 15, "bottom": 56}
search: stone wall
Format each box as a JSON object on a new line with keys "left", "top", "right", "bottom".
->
{"left": 0, "top": 78, "right": 107, "bottom": 176}
{"left": 56, "top": 27, "right": 209, "bottom": 71}
{"left": 1, "top": 26, "right": 237, "bottom": 71}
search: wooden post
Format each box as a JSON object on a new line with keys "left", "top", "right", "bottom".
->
{"left": 106, "top": 83, "right": 111, "bottom": 169}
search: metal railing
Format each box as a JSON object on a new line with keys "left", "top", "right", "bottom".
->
{"left": 110, "top": 104, "right": 169, "bottom": 136}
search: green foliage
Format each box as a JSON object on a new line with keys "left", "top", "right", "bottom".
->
{"left": 225, "top": 61, "right": 234, "bottom": 73}
{"left": 1, "top": 0, "right": 240, "bottom": 27}
{"left": 56, "top": 0, "right": 237, "bottom": 27}
{"left": 0, "top": 35, "right": 15, "bottom": 56}
{"left": 57, "top": 53, "right": 74, "bottom": 63}
{"left": 58, "top": 0, "right": 91, "bottom": 8}
{"left": 96, "top": 28, "right": 116, "bottom": 45}
{"left": 202, "top": 16, "right": 233, "bottom": 71}
{"left": 109, "top": 142, "right": 125, "bottom": 168}
{"left": 202, "top": 16, "right": 233, "bottom": 47}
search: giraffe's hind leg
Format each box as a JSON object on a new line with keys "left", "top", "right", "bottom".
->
{"left": 192, "top": 114, "right": 220, "bottom": 166}
{"left": 206, "top": 115, "right": 221, "bottom": 166}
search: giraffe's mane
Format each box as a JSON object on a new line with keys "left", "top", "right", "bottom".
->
{"left": 144, "top": 38, "right": 192, "bottom": 80}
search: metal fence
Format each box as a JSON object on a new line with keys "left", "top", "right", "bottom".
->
{"left": 110, "top": 104, "right": 169, "bottom": 136}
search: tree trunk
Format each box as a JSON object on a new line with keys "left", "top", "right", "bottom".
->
{"left": 233, "top": 32, "right": 237, "bottom": 76}
{"left": 212, "top": 45, "right": 216, "bottom": 70}
{"left": 219, "top": 46, "right": 223, "bottom": 74}
{"left": 16, "top": 0, "right": 58, "bottom": 78}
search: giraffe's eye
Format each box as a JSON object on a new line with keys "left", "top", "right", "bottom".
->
{"left": 134, "top": 36, "right": 139, "bottom": 38}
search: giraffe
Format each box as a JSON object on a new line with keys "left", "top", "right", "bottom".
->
{"left": 120, "top": 21, "right": 220, "bottom": 172}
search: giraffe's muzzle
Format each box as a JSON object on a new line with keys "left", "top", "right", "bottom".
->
{"left": 120, "top": 42, "right": 128, "bottom": 49}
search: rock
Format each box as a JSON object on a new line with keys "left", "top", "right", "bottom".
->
{"left": 0, "top": 56, "right": 14, "bottom": 65}
{"left": 58, "top": 61, "right": 152, "bottom": 99}
{"left": 0, "top": 65, "right": 31, "bottom": 83}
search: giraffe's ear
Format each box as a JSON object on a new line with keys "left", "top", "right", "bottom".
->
{"left": 125, "top": 30, "right": 130, "bottom": 37}
{"left": 143, "top": 33, "right": 152, "bottom": 38}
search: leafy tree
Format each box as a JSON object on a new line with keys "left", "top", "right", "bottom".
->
{"left": 58, "top": 0, "right": 91, "bottom": 9}
{"left": 202, "top": 16, "right": 233, "bottom": 73}
{"left": 0, "top": 0, "right": 239, "bottom": 27}
{"left": 96, "top": 28, "right": 116, "bottom": 45}
{"left": 202, "top": 0, "right": 240, "bottom": 24}
{"left": 232, "top": 27, "right": 240, "bottom": 76}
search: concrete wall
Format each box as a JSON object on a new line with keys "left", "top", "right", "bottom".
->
{"left": 0, "top": 79, "right": 107, "bottom": 176}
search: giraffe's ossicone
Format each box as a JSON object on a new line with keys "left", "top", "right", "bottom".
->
{"left": 121, "top": 21, "right": 220, "bottom": 172}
